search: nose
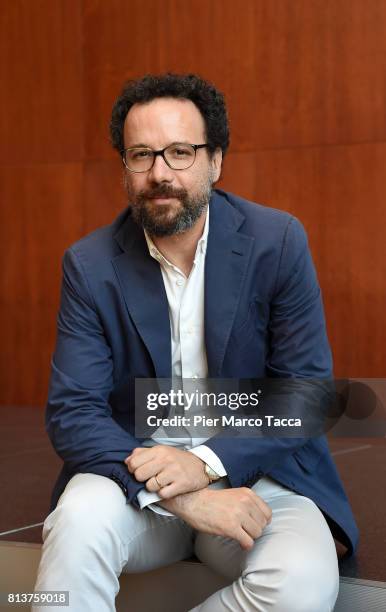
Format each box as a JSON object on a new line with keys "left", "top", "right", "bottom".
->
{"left": 147, "top": 153, "right": 174, "bottom": 184}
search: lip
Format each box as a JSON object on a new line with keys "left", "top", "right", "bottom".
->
{"left": 148, "top": 197, "right": 177, "bottom": 204}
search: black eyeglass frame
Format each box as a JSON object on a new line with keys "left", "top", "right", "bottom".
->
{"left": 121, "top": 143, "right": 209, "bottom": 173}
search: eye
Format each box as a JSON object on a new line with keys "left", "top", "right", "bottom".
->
{"left": 129, "top": 149, "right": 152, "bottom": 160}
{"left": 168, "top": 145, "right": 194, "bottom": 158}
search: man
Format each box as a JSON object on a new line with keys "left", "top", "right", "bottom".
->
{"left": 34, "top": 74, "right": 358, "bottom": 611}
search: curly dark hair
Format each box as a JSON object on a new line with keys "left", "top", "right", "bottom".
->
{"left": 110, "top": 73, "right": 230, "bottom": 157}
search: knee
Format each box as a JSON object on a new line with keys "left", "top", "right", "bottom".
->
{"left": 242, "top": 551, "right": 339, "bottom": 612}
{"left": 279, "top": 563, "right": 339, "bottom": 612}
{"left": 44, "top": 474, "right": 127, "bottom": 543}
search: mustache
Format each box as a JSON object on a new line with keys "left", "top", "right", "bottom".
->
{"left": 137, "top": 185, "right": 187, "bottom": 201}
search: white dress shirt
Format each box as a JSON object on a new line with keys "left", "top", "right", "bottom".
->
{"left": 137, "top": 206, "right": 227, "bottom": 514}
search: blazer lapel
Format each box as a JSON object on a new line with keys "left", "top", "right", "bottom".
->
{"left": 112, "top": 214, "right": 171, "bottom": 378}
{"left": 205, "top": 192, "right": 254, "bottom": 376}
{"left": 111, "top": 193, "right": 254, "bottom": 380}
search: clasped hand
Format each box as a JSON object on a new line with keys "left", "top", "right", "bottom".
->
{"left": 125, "top": 445, "right": 209, "bottom": 498}
{"left": 124, "top": 445, "right": 273, "bottom": 551}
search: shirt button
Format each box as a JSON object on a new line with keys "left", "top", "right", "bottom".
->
{"left": 176, "top": 279, "right": 183, "bottom": 286}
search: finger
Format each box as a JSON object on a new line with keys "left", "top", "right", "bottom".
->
{"left": 249, "top": 502, "right": 271, "bottom": 529}
{"left": 124, "top": 447, "right": 151, "bottom": 462}
{"left": 243, "top": 520, "right": 262, "bottom": 541}
{"left": 125, "top": 448, "right": 154, "bottom": 467}
{"left": 248, "top": 505, "right": 267, "bottom": 529}
{"left": 125, "top": 450, "right": 155, "bottom": 472}
{"left": 145, "top": 475, "right": 163, "bottom": 493}
{"left": 156, "top": 482, "right": 184, "bottom": 499}
{"left": 235, "top": 527, "right": 255, "bottom": 551}
{"left": 242, "top": 513, "right": 264, "bottom": 539}
{"left": 252, "top": 494, "right": 272, "bottom": 523}
{"left": 126, "top": 446, "right": 174, "bottom": 471}
{"left": 146, "top": 474, "right": 176, "bottom": 495}
{"left": 133, "top": 460, "right": 163, "bottom": 482}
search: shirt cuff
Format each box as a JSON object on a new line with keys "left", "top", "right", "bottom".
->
{"left": 188, "top": 445, "right": 227, "bottom": 477}
{"left": 137, "top": 489, "right": 175, "bottom": 518}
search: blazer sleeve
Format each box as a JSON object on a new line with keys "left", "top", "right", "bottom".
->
{"left": 46, "top": 247, "right": 144, "bottom": 505}
{"left": 204, "top": 216, "right": 334, "bottom": 487}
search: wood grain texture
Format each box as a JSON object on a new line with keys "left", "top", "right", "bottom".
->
{"left": 0, "top": 163, "right": 84, "bottom": 405}
{"left": 0, "top": 0, "right": 83, "bottom": 163}
{"left": 83, "top": 0, "right": 386, "bottom": 159}
{"left": 1, "top": 0, "right": 385, "bottom": 405}
{"left": 83, "top": 159, "right": 126, "bottom": 233}
{"left": 220, "top": 143, "right": 386, "bottom": 377}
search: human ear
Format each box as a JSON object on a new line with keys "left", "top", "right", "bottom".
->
{"left": 211, "top": 148, "right": 223, "bottom": 183}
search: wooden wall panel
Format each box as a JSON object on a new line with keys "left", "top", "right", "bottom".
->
{"left": 220, "top": 143, "right": 386, "bottom": 377}
{"left": 83, "top": 0, "right": 386, "bottom": 159}
{"left": 83, "top": 160, "right": 125, "bottom": 233}
{"left": 0, "top": 164, "right": 84, "bottom": 405}
{"left": 0, "top": 0, "right": 83, "bottom": 164}
{"left": 1, "top": 0, "right": 385, "bottom": 405}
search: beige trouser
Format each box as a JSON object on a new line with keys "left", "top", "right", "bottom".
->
{"left": 33, "top": 473, "right": 339, "bottom": 612}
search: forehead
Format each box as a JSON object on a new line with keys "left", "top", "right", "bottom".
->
{"left": 123, "top": 97, "right": 206, "bottom": 147}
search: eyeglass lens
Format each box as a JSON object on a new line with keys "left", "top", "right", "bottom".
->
{"left": 124, "top": 143, "right": 196, "bottom": 172}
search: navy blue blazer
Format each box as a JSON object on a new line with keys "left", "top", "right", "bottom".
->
{"left": 47, "top": 189, "right": 358, "bottom": 554}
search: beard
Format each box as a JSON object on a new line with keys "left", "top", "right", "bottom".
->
{"left": 125, "top": 176, "right": 213, "bottom": 237}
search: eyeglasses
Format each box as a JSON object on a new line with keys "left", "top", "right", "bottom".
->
{"left": 122, "top": 143, "right": 209, "bottom": 173}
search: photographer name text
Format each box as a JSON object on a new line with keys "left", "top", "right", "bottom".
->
{"left": 147, "top": 415, "right": 302, "bottom": 428}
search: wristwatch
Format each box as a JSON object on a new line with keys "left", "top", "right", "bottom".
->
{"left": 204, "top": 463, "right": 221, "bottom": 483}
